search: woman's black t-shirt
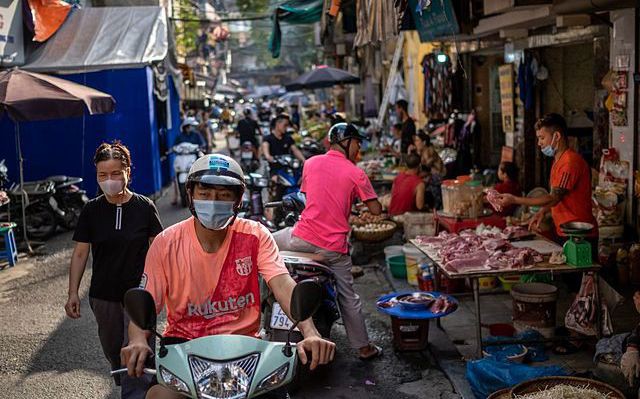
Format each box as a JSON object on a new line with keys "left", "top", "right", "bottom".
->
{"left": 72, "top": 193, "right": 164, "bottom": 302}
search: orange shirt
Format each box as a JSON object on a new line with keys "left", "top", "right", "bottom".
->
{"left": 141, "top": 217, "right": 288, "bottom": 340}
{"left": 550, "top": 149, "right": 597, "bottom": 236}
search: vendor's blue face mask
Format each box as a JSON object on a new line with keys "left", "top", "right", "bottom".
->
{"left": 193, "top": 200, "right": 236, "bottom": 230}
{"left": 541, "top": 135, "right": 557, "bottom": 157}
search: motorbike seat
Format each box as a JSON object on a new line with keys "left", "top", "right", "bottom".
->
{"left": 48, "top": 175, "right": 69, "bottom": 183}
{"left": 280, "top": 250, "right": 329, "bottom": 263}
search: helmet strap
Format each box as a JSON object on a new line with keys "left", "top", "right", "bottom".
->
{"left": 338, "top": 138, "right": 352, "bottom": 159}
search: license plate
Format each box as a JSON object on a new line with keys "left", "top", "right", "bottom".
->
{"left": 270, "top": 303, "right": 298, "bottom": 331}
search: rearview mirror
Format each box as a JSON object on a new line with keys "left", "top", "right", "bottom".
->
{"left": 290, "top": 279, "right": 322, "bottom": 323}
{"left": 124, "top": 288, "right": 157, "bottom": 331}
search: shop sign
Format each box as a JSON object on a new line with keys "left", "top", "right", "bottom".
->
{"left": 498, "top": 64, "right": 515, "bottom": 134}
{"left": 0, "top": 1, "right": 24, "bottom": 65}
{"left": 409, "top": 0, "right": 459, "bottom": 42}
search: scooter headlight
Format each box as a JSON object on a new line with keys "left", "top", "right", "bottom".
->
{"left": 159, "top": 366, "right": 190, "bottom": 394}
{"left": 255, "top": 363, "right": 289, "bottom": 394}
{"left": 189, "top": 354, "right": 259, "bottom": 399}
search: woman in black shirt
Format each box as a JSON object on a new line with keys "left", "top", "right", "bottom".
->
{"left": 64, "top": 142, "right": 163, "bottom": 398}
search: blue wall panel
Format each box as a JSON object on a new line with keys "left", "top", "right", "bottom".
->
{"left": 0, "top": 67, "right": 179, "bottom": 197}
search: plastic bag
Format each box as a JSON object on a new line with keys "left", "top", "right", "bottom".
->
{"left": 565, "top": 274, "right": 621, "bottom": 336}
{"left": 466, "top": 358, "right": 567, "bottom": 399}
{"left": 483, "top": 330, "right": 548, "bottom": 363}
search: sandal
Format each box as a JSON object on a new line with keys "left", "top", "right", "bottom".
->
{"left": 359, "top": 344, "right": 383, "bottom": 361}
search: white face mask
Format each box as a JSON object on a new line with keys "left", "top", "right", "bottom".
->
{"left": 99, "top": 179, "right": 125, "bottom": 196}
{"left": 193, "top": 200, "right": 236, "bottom": 230}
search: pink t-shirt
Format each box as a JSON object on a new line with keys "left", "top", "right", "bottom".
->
{"left": 293, "top": 150, "right": 377, "bottom": 253}
{"left": 141, "top": 217, "right": 288, "bottom": 340}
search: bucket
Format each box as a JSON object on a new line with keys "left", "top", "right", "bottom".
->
{"left": 479, "top": 277, "right": 498, "bottom": 290}
{"left": 387, "top": 255, "right": 407, "bottom": 279}
{"left": 403, "top": 244, "right": 424, "bottom": 286}
{"left": 511, "top": 283, "right": 558, "bottom": 338}
{"left": 384, "top": 245, "right": 404, "bottom": 261}
{"left": 499, "top": 275, "right": 521, "bottom": 291}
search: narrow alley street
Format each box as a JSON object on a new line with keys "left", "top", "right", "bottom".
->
{"left": 0, "top": 189, "right": 460, "bottom": 399}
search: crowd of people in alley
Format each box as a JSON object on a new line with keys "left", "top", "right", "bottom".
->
{"left": 56, "top": 93, "right": 640, "bottom": 399}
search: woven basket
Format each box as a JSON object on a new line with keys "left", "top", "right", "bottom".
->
{"left": 352, "top": 221, "right": 397, "bottom": 242}
{"left": 510, "top": 376, "right": 625, "bottom": 398}
{"left": 487, "top": 388, "right": 511, "bottom": 399}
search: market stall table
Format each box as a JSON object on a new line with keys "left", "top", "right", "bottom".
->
{"left": 409, "top": 237, "right": 602, "bottom": 358}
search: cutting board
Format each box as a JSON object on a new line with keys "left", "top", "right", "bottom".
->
{"left": 511, "top": 240, "right": 562, "bottom": 255}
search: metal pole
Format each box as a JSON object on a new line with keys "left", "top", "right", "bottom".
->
{"left": 15, "top": 124, "right": 33, "bottom": 254}
{"left": 472, "top": 277, "right": 482, "bottom": 358}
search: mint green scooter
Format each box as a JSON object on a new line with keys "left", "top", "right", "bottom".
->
{"left": 114, "top": 280, "right": 322, "bottom": 398}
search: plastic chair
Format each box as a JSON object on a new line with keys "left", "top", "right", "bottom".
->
{"left": 0, "top": 222, "right": 18, "bottom": 267}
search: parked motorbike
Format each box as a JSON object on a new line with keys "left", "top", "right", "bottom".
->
{"left": 112, "top": 281, "right": 323, "bottom": 399}
{"left": 240, "top": 141, "right": 261, "bottom": 174}
{"left": 172, "top": 143, "right": 203, "bottom": 207}
{"left": 46, "top": 175, "right": 89, "bottom": 230}
{"left": 0, "top": 160, "right": 63, "bottom": 240}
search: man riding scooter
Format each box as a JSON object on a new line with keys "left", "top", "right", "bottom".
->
{"left": 273, "top": 123, "right": 383, "bottom": 361}
{"left": 171, "top": 117, "right": 206, "bottom": 206}
{"left": 121, "top": 154, "right": 335, "bottom": 399}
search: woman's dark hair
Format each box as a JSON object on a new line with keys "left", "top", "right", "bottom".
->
{"left": 416, "top": 130, "right": 431, "bottom": 146}
{"left": 534, "top": 113, "right": 567, "bottom": 137}
{"left": 500, "top": 161, "right": 519, "bottom": 182}
{"left": 392, "top": 123, "right": 403, "bottom": 131}
{"left": 94, "top": 141, "right": 132, "bottom": 169}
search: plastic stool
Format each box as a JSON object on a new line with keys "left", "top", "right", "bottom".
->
{"left": 0, "top": 222, "right": 18, "bottom": 267}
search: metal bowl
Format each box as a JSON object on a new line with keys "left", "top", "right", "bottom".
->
{"left": 396, "top": 292, "right": 435, "bottom": 310}
{"left": 560, "top": 222, "right": 594, "bottom": 235}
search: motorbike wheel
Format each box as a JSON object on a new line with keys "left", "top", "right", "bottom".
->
{"left": 25, "top": 203, "right": 58, "bottom": 240}
{"left": 59, "top": 198, "right": 86, "bottom": 230}
{"left": 178, "top": 183, "right": 188, "bottom": 207}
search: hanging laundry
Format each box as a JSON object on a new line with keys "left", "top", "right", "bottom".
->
{"left": 27, "top": 0, "right": 72, "bottom": 42}
{"left": 517, "top": 54, "right": 535, "bottom": 110}
{"left": 422, "top": 53, "right": 453, "bottom": 120}
{"left": 354, "top": 0, "right": 399, "bottom": 47}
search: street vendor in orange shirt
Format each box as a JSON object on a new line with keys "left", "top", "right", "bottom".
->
{"left": 495, "top": 113, "right": 597, "bottom": 252}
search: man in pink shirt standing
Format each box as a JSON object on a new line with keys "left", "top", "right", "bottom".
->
{"left": 274, "top": 123, "right": 383, "bottom": 360}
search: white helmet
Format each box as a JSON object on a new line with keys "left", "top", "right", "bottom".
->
{"left": 181, "top": 117, "right": 199, "bottom": 130}
{"left": 187, "top": 153, "right": 245, "bottom": 188}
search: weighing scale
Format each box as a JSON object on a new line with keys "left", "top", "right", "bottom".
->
{"left": 560, "top": 222, "right": 594, "bottom": 267}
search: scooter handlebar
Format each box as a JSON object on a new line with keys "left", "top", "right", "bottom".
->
{"left": 110, "top": 367, "right": 156, "bottom": 377}
{"left": 264, "top": 201, "right": 282, "bottom": 208}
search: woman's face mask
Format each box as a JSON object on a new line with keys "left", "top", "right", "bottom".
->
{"left": 193, "top": 200, "right": 236, "bottom": 230}
{"left": 97, "top": 162, "right": 128, "bottom": 196}
{"left": 99, "top": 179, "right": 125, "bottom": 196}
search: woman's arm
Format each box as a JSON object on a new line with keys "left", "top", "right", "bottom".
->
{"left": 64, "top": 242, "right": 91, "bottom": 319}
